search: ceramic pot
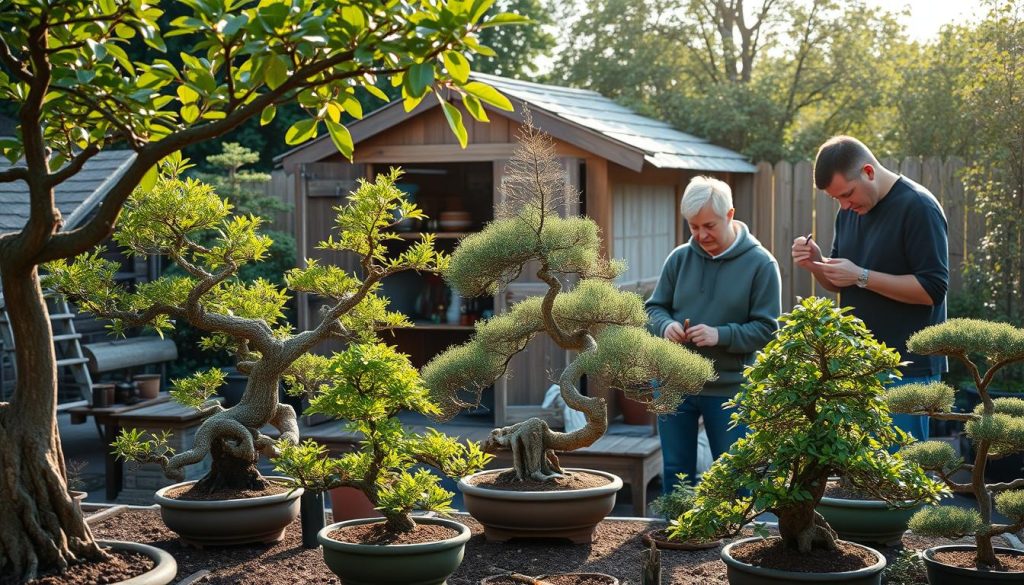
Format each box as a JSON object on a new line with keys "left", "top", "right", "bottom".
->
{"left": 92, "top": 383, "right": 114, "bottom": 407}
{"left": 133, "top": 374, "right": 161, "bottom": 399}
{"left": 720, "top": 536, "right": 886, "bottom": 585}
{"left": 921, "top": 544, "right": 1024, "bottom": 585}
{"left": 329, "top": 486, "right": 381, "bottom": 522}
{"left": 153, "top": 476, "right": 302, "bottom": 546}
{"left": 480, "top": 573, "right": 619, "bottom": 585}
{"left": 318, "top": 516, "right": 471, "bottom": 585}
{"left": 458, "top": 468, "right": 623, "bottom": 543}
{"left": 815, "top": 496, "right": 923, "bottom": 546}
{"left": 97, "top": 540, "right": 177, "bottom": 585}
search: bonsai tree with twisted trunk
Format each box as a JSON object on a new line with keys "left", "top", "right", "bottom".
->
{"left": 887, "top": 318, "right": 1024, "bottom": 569}
{"left": 421, "top": 118, "right": 714, "bottom": 482}
{"left": 45, "top": 162, "right": 445, "bottom": 493}
{"left": 676, "top": 297, "right": 945, "bottom": 553}
{"left": 272, "top": 342, "right": 491, "bottom": 535}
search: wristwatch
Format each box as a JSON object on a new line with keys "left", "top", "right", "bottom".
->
{"left": 856, "top": 267, "right": 869, "bottom": 288}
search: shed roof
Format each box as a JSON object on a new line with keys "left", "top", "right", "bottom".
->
{"left": 472, "top": 73, "right": 755, "bottom": 173}
{"left": 275, "top": 74, "right": 754, "bottom": 174}
{"left": 0, "top": 150, "right": 137, "bottom": 234}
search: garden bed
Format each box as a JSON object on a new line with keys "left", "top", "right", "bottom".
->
{"left": 85, "top": 505, "right": 1020, "bottom": 585}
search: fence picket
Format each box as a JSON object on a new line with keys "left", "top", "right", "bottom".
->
{"left": 791, "top": 161, "right": 815, "bottom": 304}
{"left": 773, "top": 162, "right": 794, "bottom": 308}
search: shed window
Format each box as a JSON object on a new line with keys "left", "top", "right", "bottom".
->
{"left": 612, "top": 184, "right": 676, "bottom": 288}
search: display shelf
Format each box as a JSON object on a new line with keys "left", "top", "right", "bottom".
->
{"left": 394, "top": 231, "right": 473, "bottom": 240}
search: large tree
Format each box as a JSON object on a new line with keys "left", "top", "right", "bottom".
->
{"left": 0, "top": 0, "right": 517, "bottom": 580}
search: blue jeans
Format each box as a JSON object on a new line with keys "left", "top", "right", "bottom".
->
{"left": 888, "top": 374, "right": 938, "bottom": 443}
{"left": 658, "top": 395, "right": 746, "bottom": 494}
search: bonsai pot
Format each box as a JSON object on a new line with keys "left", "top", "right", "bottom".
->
{"left": 720, "top": 536, "right": 886, "bottom": 585}
{"left": 329, "top": 485, "right": 382, "bottom": 522}
{"left": 133, "top": 374, "right": 161, "bottom": 399}
{"left": 97, "top": 540, "right": 178, "bottom": 585}
{"left": 153, "top": 476, "right": 302, "bottom": 547}
{"left": 921, "top": 544, "right": 1024, "bottom": 585}
{"left": 480, "top": 573, "right": 619, "bottom": 584}
{"left": 458, "top": 468, "right": 623, "bottom": 544}
{"left": 318, "top": 516, "right": 471, "bottom": 585}
{"left": 642, "top": 527, "right": 722, "bottom": 550}
{"left": 815, "top": 496, "right": 924, "bottom": 546}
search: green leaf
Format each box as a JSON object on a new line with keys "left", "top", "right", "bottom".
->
{"left": 260, "top": 104, "right": 277, "bottom": 126}
{"left": 264, "top": 55, "right": 289, "bottom": 90}
{"left": 442, "top": 51, "right": 470, "bottom": 84}
{"left": 140, "top": 165, "right": 158, "bottom": 193}
{"left": 462, "top": 94, "right": 488, "bottom": 122}
{"left": 405, "top": 62, "right": 434, "bottom": 98}
{"left": 364, "top": 84, "right": 390, "bottom": 102}
{"left": 462, "top": 36, "right": 496, "bottom": 57}
{"left": 463, "top": 82, "right": 512, "bottom": 111}
{"left": 439, "top": 97, "right": 468, "bottom": 149}
{"left": 340, "top": 95, "right": 363, "bottom": 119}
{"left": 479, "top": 12, "right": 531, "bottom": 28}
{"left": 181, "top": 104, "right": 200, "bottom": 124}
{"left": 326, "top": 120, "right": 354, "bottom": 160}
{"left": 285, "top": 118, "right": 318, "bottom": 145}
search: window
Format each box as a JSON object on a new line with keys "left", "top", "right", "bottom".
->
{"left": 613, "top": 184, "right": 676, "bottom": 287}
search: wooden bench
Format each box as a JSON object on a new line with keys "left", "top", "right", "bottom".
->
{"left": 297, "top": 419, "right": 661, "bottom": 517}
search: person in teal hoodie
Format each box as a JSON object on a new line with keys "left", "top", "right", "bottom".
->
{"left": 646, "top": 176, "right": 781, "bottom": 494}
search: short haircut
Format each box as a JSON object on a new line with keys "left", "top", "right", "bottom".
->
{"left": 681, "top": 176, "right": 733, "bottom": 219}
{"left": 814, "top": 136, "right": 878, "bottom": 190}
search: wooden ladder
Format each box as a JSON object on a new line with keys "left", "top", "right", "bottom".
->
{"left": 0, "top": 293, "right": 94, "bottom": 408}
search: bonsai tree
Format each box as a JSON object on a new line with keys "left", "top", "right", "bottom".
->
{"left": 45, "top": 161, "right": 447, "bottom": 494}
{"left": 0, "top": 1, "right": 519, "bottom": 579}
{"left": 422, "top": 118, "right": 715, "bottom": 482}
{"left": 272, "top": 342, "right": 491, "bottom": 535}
{"left": 675, "top": 297, "right": 945, "bottom": 552}
{"left": 887, "top": 318, "right": 1024, "bottom": 569}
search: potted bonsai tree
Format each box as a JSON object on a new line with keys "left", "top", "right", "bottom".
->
{"left": 422, "top": 116, "right": 715, "bottom": 543}
{"left": 675, "top": 297, "right": 945, "bottom": 585}
{"left": 45, "top": 160, "right": 447, "bottom": 547}
{"left": 643, "top": 474, "right": 721, "bottom": 550}
{"left": 886, "top": 318, "right": 1024, "bottom": 583}
{"left": 272, "top": 342, "right": 491, "bottom": 585}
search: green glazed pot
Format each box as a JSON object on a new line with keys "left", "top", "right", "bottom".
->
{"left": 922, "top": 545, "right": 1024, "bottom": 585}
{"left": 816, "top": 496, "right": 923, "bottom": 546}
{"left": 318, "top": 516, "right": 471, "bottom": 585}
{"left": 720, "top": 537, "right": 885, "bottom": 585}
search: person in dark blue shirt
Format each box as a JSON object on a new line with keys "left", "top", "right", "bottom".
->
{"left": 791, "top": 136, "right": 948, "bottom": 441}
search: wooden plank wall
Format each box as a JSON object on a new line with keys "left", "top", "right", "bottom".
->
{"left": 749, "top": 157, "right": 976, "bottom": 312}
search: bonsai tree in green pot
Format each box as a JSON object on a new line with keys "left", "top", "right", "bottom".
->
{"left": 273, "top": 342, "right": 491, "bottom": 585}
{"left": 421, "top": 117, "right": 715, "bottom": 542}
{"left": 45, "top": 160, "right": 445, "bottom": 546}
{"left": 676, "top": 297, "right": 945, "bottom": 582}
{"left": 887, "top": 318, "right": 1024, "bottom": 580}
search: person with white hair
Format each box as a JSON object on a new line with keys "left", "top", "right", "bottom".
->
{"left": 646, "top": 176, "right": 781, "bottom": 493}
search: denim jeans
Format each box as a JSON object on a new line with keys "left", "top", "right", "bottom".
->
{"left": 658, "top": 394, "right": 746, "bottom": 494}
{"left": 888, "top": 374, "right": 939, "bottom": 443}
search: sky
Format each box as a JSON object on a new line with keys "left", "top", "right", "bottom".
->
{"left": 867, "top": 0, "right": 986, "bottom": 42}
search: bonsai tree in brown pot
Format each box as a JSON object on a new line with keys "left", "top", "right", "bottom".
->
{"left": 675, "top": 297, "right": 945, "bottom": 584}
{"left": 421, "top": 117, "right": 715, "bottom": 543}
{"left": 45, "top": 161, "right": 447, "bottom": 546}
{"left": 887, "top": 318, "right": 1024, "bottom": 582}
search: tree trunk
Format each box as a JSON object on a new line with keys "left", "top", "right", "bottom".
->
{"left": 0, "top": 265, "right": 106, "bottom": 581}
{"left": 776, "top": 504, "right": 838, "bottom": 553}
{"left": 192, "top": 436, "right": 268, "bottom": 493}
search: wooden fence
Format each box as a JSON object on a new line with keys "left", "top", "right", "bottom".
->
{"left": 743, "top": 157, "right": 981, "bottom": 311}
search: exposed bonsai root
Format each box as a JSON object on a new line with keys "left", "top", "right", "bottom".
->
{"left": 192, "top": 438, "right": 268, "bottom": 493}
{"left": 486, "top": 418, "right": 564, "bottom": 481}
{"left": 165, "top": 414, "right": 255, "bottom": 481}
{"left": 781, "top": 510, "right": 838, "bottom": 553}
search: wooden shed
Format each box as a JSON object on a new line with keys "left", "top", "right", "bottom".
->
{"left": 275, "top": 73, "right": 757, "bottom": 427}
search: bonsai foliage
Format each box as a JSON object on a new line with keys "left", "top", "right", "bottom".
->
{"left": 675, "top": 297, "right": 945, "bottom": 553}
{"left": 889, "top": 318, "right": 1024, "bottom": 569}
{"left": 272, "top": 342, "right": 491, "bottom": 534}
{"left": 0, "top": 0, "right": 518, "bottom": 579}
{"left": 46, "top": 162, "right": 446, "bottom": 494}
{"left": 422, "top": 118, "right": 714, "bottom": 482}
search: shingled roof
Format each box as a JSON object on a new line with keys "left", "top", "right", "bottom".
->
{"left": 0, "top": 150, "right": 136, "bottom": 234}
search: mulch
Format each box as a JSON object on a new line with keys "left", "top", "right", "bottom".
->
{"left": 329, "top": 522, "right": 460, "bottom": 545}
{"left": 86, "top": 507, "right": 1015, "bottom": 585}
{"left": 932, "top": 549, "right": 1024, "bottom": 572}
{"left": 730, "top": 538, "right": 878, "bottom": 573}
{"left": 469, "top": 470, "right": 611, "bottom": 492}
{"left": 163, "top": 482, "right": 291, "bottom": 502}
{"left": 5, "top": 551, "right": 153, "bottom": 585}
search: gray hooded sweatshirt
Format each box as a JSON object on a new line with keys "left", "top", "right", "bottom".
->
{"left": 645, "top": 221, "right": 781, "bottom": 397}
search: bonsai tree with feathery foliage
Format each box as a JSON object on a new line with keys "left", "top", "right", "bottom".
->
{"left": 675, "top": 297, "right": 945, "bottom": 553}
{"left": 887, "top": 318, "right": 1024, "bottom": 569}
{"left": 45, "top": 159, "right": 448, "bottom": 496}
{"left": 421, "top": 116, "right": 715, "bottom": 482}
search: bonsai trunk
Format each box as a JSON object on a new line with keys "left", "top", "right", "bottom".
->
{"left": 776, "top": 505, "right": 839, "bottom": 553}
{"left": 0, "top": 266, "right": 106, "bottom": 581}
{"left": 193, "top": 436, "right": 267, "bottom": 492}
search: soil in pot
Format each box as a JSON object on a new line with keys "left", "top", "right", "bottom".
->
{"left": 931, "top": 549, "right": 1024, "bottom": 572}
{"left": 730, "top": 538, "right": 879, "bottom": 573}
{"left": 329, "top": 521, "right": 461, "bottom": 545}
{"left": 0, "top": 550, "right": 154, "bottom": 585}
{"left": 482, "top": 573, "right": 618, "bottom": 585}
{"left": 163, "top": 481, "right": 290, "bottom": 501}
{"left": 468, "top": 469, "right": 611, "bottom": 491}
{"left": 642, "top": 527, "right": 721, "bottom": 551}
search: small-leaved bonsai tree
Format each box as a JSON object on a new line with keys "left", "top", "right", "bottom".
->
{"left": 45, "top": 159, "right": 445, "bottom": 495}
{"left": 422, "top": 117, "right": 715, "bottom": 482}
{"left": 887, "top": 318, "right": 1024, "bottom": 569}
{"left": 272, "top": 342, "right": 491, "bottom": 534}
{"left": 676, "top": 297, "right": 945, "bottom": 553}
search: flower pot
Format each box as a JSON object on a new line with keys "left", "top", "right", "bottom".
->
{"left": 720, "top": 537, "right": 886, "bottom": 585}
{"left": 97, "top": 540, "right": 177, "bottom": 585}
{"left": 153, "top": 477, "right": 302, "bottom": 546}
{"left": 815, "top": 496, "right": 924, "bottom": 546}
{"left": 921, "top": 544, "right": 1024, "bottom": 584}
{"left": 318, "top": 516, "right": 471, "bottom": 585}
{"left": 329, "top": 486, "right": 381, "bottom": 522}
{"left": 300, "top": 491, "right": 326, "bottom": 549}
{"left": 92, "top": 383, "right": 115, "bottom": 407}
{"left": 458, "top": 468, "right": 623, "bottom": 544}
{"left": 133, "top": 374, "right": 161, "bottom": 399}
{"left": 616, "top": 389, "right": 653, "bottom": 425}
{"left": 480, "top": 573, "right": 619, "bottom": 585}
{"left": 642, "top": 527, "right": 722, "bottom": 550}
